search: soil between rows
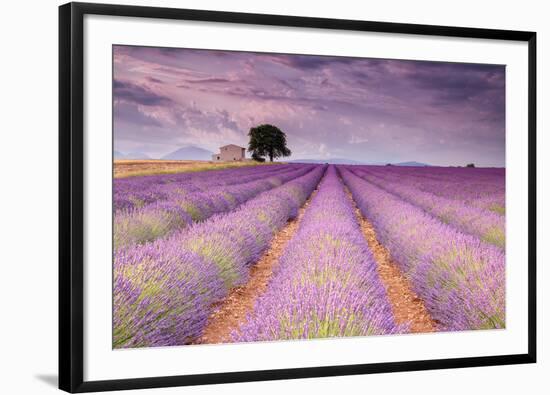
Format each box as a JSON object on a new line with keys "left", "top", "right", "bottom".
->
{"left": 343, "top": 187, "right": 437, "bottom": 333}
{"left": 195, "top": 178, "right": 436, "bottom": 345}
{"left": 194, "top": 187, "right": 320, "bottom": 344}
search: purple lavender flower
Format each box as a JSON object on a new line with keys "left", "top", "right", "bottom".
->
{"left": 113, "top": 165, "right": 325, "bottom": 348}
{"left": 350, "top": 167, "right": 505, "bottom": 248}
{"left": 339, "top": 167, "right": 505, "bottom": 331}
{"left": 233, "top": 166, "right": 399, "bottom": 342}
{"left": 114, "top": 164, "right": 314, "bottom": 250}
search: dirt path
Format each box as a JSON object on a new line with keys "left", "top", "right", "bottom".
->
{"left": 344, "top": 187, "right": 437, "bottom": 333}
{"left": 195, "top": 188, "right": 319, "bottom": 344}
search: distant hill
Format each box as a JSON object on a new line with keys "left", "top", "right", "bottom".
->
{"left": 394, "top": 161, "right": 432, "bottom": 167}
{"left": 162, "top": 145, "right": 213, "bottom": 161}
{"left": 287, "top": 158, "right": 432, "bottom": 166}
{"left": 114, "top": 150, "right": 151, "bottom": 159}
{"left": 124, "top": 151, "right": 151, "bottom": 160}
{"left": 288, "top": 158, "right": 368, "bottom": 165}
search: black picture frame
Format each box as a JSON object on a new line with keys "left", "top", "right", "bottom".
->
{"left": 59, "top": 2, "right": 537, "bottom": 393}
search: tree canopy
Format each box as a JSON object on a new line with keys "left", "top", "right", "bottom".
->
{"left": 247, "top": 124, "right": 291, "bottom": 162}
{"left": 251, "top": 152, "right": 265, "bottom": 162}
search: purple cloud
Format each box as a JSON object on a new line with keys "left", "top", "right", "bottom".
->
{"left": 114, "top": 79, "right": 172, "bottom": 106}
{"left": 113, "top": 45, "right": 505, "bottom": 166}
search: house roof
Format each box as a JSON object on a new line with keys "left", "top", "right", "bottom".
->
{"left": 220, "top": 144, "right": 245, "bottom": 149}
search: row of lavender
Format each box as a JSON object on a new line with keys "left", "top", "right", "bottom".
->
{"left": 114, "top": 163, "right": 301, "bottom": 212}
{"left": 363, "top": 166, "right": 505, "bottom": 208}
{"left": 363, "top": 166, "right": 505, "bottom": 214}
{"left": 340, "top": 167, "right": 505, "bottom": 331}
{"left": 113, "top": 165, "right": 325, "bottom": 348}
{"left": 114, "top": 165, "right": 314, "bottom": 250}
{"left": 373, "top": 165, "right": 504, "bottom": 183}
{"left": 234, "top": 166, "right": 399, "bottom": 342}
{"left": 350, "top": 167, "right": 505, "bottom": 248}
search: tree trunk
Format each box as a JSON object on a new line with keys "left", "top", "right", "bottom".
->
{"left": 269, "top": 150, "right": 273, "bottom": 162}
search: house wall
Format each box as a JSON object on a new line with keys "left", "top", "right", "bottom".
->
{"left": 213, "top": 146, "right": 245, "bottom": 161}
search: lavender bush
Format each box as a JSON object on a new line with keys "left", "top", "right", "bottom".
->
{"left": 351, "top": 168, "right": 505, "bottom": 248}
{"left": 340, "top": 167, "right": 505, "bottom": 331}
{"left": 233, "top": 166, "right": 398, "bottom": 342}
{"left": 113, "top": 165, "right": 325, "bottom": 348}
{"left": 362, "top": 166, "right": 505, "bottom": 215}
{"left": 114, "top": 165, "right": 313, "bottom": 250}
{"left": 114, "top": 163, "right": 301, "bottom": 212}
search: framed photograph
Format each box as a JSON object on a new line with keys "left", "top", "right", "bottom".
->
{"left": 59, "top": 2, "right": 536, "bottom": 392}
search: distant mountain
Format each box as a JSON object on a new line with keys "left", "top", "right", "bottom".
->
{"left": 124, "top": 151, "right": 151, "bottom": 160}
{"left": 394, "top": 161, "right": 431, "bottom": 167}
{"left": 114, "top": 150, "right": 126, "bottom": 159}
{"left": 162, "top": 145, "right": 213, "bottom": 161}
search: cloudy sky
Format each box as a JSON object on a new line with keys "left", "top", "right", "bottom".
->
{"left": 113, "top": 45, "right": 505, "bottom": 167}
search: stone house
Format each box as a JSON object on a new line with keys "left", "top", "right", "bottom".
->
{"left": 211, "top": 144, "right": 246, "bottom": 161}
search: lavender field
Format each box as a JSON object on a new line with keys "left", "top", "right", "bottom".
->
{"left": 112, "top": 163, "right": 505, "bottom": 348}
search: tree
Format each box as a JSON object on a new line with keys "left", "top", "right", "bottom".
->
{"left": 466, "top": 163, "right": 475, "bottom": 168}
{"left": 247, "top": 124, "right": 291, "bottom": 162}
{"left": 251, "top": 152, "right": 265, "bottom": 162}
